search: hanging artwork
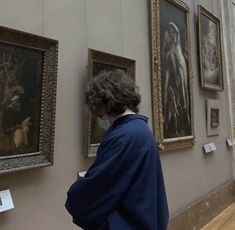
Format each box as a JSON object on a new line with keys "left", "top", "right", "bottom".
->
{"left": 85, "top": 49, "right": 136, "bottom": 158}
{"left": 0, "top": 26, "right": 58, "bottom": 174}
{"left": 150, "top": 0, "right": 195, "bottom": 151}
{"left": 198, "top": 5, "right": 223, "bottom": 91}
{"left": 206, "top": 99, "right": 220, "bottom": 136}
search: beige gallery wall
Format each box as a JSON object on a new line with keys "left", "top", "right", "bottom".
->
{"left": 0, "top": 0, "right": 233, "bottom": 230}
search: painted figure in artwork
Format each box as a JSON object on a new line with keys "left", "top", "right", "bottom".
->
{"left": 202, "top": 18, "right": 219, "bottom": 84}
{"left": 162, "top": 22, "right": 190, "bottom": 138}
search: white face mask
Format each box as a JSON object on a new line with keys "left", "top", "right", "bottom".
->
{"left": 97, "top": 117, "right": 111, "bottom": 130}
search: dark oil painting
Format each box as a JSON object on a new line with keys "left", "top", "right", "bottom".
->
{"left": 160, "top": 0, "right": 191, "bottom": 139}
{"left": 210, "top": 108, "right": 219, "bottom": 128}
{"left": 90, "top": 62, "right": 126, "bottom": 145}
{"left": 0, "top": 42, "right": 43, "bottom": 157}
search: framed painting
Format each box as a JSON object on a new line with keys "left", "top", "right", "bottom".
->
{"left": 0, "top": 26, "right": 58, "bottom": 174}
{"left": 85, "top": 49, "right": 136, "bottom": 158}
{"left": 150, "top": 0, "right": 195, "bottom": 151}
{"left": 206, "top": 99, "right": 220, "bottom": 136}
{"left": 198, "top": 5, "right": 223, "bottom": 91}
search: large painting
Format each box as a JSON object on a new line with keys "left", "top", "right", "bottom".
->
{"left": 0, "top": 26, "right": 58, "bottom": 174}
{"left": 85, "top": 49, "right": 136, "bottom": 158}
{"left": 151, "top": 0, "right": 195, "bottom": 151}
{"left": 198, "top": 5, "right": 223, "bottom": 91}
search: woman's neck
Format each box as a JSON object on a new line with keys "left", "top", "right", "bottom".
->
{"left": 108, "top": 108, "right": 136, "bottom": 124}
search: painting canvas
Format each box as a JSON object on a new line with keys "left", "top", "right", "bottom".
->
{"left": 151, "top": 0, "right": 195, "bottom": 151}
{"left": 198, "top": 5, "right": 223, "bottom": 91}
{"left": 0, "top": 26, "right": 58, "bottom": 174}
{"left": 85, "top": 49, "right": 136, "bottom": 157}
{"left": 210, "top": 108, "right": 219, "bottom": 127}
{"left": 0, "top": 43, "right": 42, "bottom": 157}
{"left": 206, "top": 99, "right": 220, "bottom": 136}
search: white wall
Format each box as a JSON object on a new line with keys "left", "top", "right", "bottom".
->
{"left": 0, "top": 0, "right": 233, "bottom": 229}
{"left": 231, "top": 1, "right": 235, "bottom": 133}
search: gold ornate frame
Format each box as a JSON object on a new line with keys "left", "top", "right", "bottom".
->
{"left": 150, "top": 0, "right": 195, "bottom": 151}
{"left": 0, "top": 26, "right": 58, "bottom": 174}
{"left": 85, "top": 49, "right": 136, "bottom": 158}
{"left": 198, "top": 5, "right": 223, "bottom": 91}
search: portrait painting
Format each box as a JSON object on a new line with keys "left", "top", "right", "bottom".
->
{"left": 198, "top": 5, "right": 223, "bottom": 91}
{"left": 151, "top": 0, "right": 195, "bottom": 151}
{"left": 0, "top": 25, "right": 58, "bottom": 174}
{"left": 85, "top": 49, "right": 136, "bottom": 157}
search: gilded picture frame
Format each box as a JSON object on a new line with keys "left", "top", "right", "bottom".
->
{"left": 198, "top": 5, "right": 223, "bottom": 91}
{"left": 85, "top": 49, "right": 136, "bottom": 158}
{"left": 150, "top": 0, "right": 195, "bottom": 151}
{"left": 0, "top": 25, "right": 58, "bottom": 174}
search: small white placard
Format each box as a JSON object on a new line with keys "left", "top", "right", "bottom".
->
{"left": 0, "top": 190, "right": 14, "bottom": 213}
{"left": 209, "top": 142, "right": 216, "bottom": 151}
{"left": 226, "top": 139, "right": 233, "bottom": 146}
{"left": 209, "top": 143, "right": 216, "bottom": 151}
{"left": 78, "top": 171, "right": 87, "bottom": 178}
{"left": 203, "top": 144, "right": 211, "bottom": 153}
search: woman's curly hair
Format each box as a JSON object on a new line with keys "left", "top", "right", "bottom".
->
{"left": 85, "top": 70, "right": 141, "bottom": 117}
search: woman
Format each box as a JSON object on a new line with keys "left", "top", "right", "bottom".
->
{"left": 65, "top": 70, "right": 169, "bottom": 230}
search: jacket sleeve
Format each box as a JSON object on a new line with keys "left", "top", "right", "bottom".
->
{"left": 65, "top": 134, "right": 139, "bottom": 229}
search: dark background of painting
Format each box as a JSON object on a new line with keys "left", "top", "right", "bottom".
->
{"left": 210, "top": 108, "right": 219, "bottom": 127}
{"left": 0, "top": 42, "right": 43, "bottom": 156}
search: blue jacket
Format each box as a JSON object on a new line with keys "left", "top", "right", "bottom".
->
{"left": 65, "top": 114, "right": 169, "bottom": 229}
